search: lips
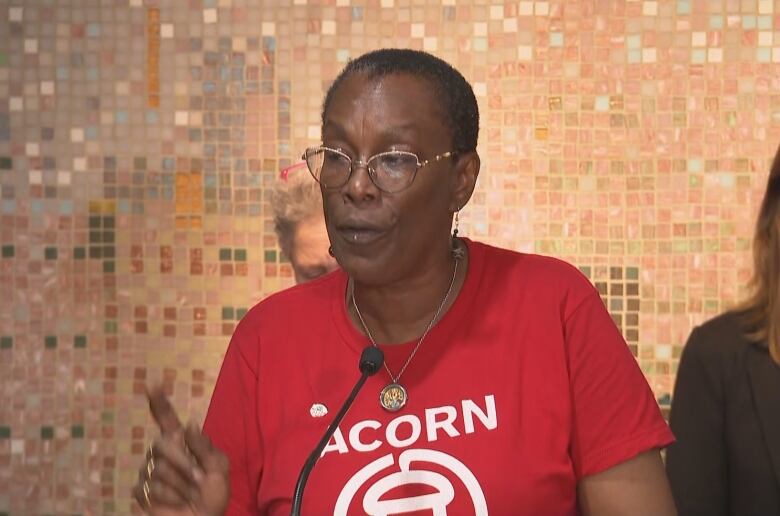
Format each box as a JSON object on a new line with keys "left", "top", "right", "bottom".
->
{"left": 335, "top": 220, "right": 388, "bottom": 245}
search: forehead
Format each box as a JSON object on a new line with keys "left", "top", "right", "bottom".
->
{"left": 324, "top": 72, "right": 447, "bottom": 132}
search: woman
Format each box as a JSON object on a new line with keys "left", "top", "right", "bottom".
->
{"left": 133, "top": 49, "right": 676, "bottom": 515}
{"left": 666, "top": 145, "right": 780, "bottom": 515}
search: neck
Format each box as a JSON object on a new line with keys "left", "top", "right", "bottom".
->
{"left": 349, "top": 238, "right": 467, "bottom": 345}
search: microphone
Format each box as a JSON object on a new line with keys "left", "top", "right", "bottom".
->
{"left": 290, "top": 346, "right": 384, "bottom": 516}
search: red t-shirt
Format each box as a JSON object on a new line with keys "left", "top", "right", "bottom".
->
{"left": 203, "top": 239, "right": 673, "bottom": 515}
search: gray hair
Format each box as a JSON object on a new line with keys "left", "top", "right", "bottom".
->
{"left": 270, "top": 179, "right": 324, "bottom": 259}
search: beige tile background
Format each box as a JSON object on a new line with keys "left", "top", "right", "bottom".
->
{"left": 1, "top": 0, "right": 779, "bottom": 513}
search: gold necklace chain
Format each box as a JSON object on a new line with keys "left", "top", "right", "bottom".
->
{"left": 350, "top": 253, "right": 460, "bottom": 384}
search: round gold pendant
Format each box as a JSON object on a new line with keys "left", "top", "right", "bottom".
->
{"left": 379, "top": 383, "right": 407, "bottom": 412}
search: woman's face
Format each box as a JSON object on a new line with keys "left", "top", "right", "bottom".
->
{"left": 320, "top": 73, "right": 471, "bottom": 285}
{"left": 290, "top": 215, "right": 338, "bottom": 284}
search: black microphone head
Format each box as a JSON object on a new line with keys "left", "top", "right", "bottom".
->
{"left": 359, "top": 346, "right": 384, "bottom": 376}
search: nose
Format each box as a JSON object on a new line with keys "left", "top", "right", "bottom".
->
{"left": 342, "top": 160, "right": 380, "bottom": 204}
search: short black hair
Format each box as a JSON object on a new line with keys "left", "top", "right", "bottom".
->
{"left": 321, "top": 48, "right": 479, "bottom": 153}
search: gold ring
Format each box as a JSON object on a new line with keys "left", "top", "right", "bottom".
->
{"left": 142, "top": 479, "right": 152, "bottom": 507}
{"left": 146, "top": 443, "right": 155, "bottom": 479}
{"left": 146, "top": 457, "right": 155, "bottom": 479}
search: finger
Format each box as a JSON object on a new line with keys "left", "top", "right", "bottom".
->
{"left": 184, "top": 421, "right": 229, "bottom": 477}
{"left": 131, "top": 484, "right": 150, "bottom": 512}
{"left": 152, "top": 436, "right": 199, "bottom": 485}
{"left": 135, "top": 467, "right": 154, "bottom": 505}
{"left": 148, "top": 477, "right": 190, "bottom": 508}
{"left": 147, "top": 384, "right": 183, "bottom": 436}
{"left": 152, "top": 457, "right": 202, "bottom": 504}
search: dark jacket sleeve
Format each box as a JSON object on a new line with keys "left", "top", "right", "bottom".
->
{"left": 666, "top": 326, "right": 729, "bottom": 516}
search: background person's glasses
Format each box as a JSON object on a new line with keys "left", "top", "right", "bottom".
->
{"left": 279, "top": 161, "right": 308, "bottom": 181}
{"left": 302, "top": 146, "right": 455, "bottom": 193}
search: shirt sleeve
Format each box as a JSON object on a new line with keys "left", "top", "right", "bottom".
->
{"left": 564, "top": 289, "right": 675, "bottom": 479}
{"left": 665, "top": 327, "right": 729, "bottom": 516}
{"left": 203, "top": 315, "right": 264, "bottom": 515}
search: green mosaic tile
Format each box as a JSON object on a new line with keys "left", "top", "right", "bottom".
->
{"left": 705, "top": 299, "right": 720, "bottom": 312}
{"left": 627, "top": 241, "right": 642, "bottom": 255}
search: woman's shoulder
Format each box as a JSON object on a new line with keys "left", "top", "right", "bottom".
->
{"left": 684, "top": 311, "right": 752, "bottom": 362}
{"left": 473, "top": 240, "right": 588, "bottom": 281}
{"left": 470, "top": 240, "right": 596, "bottom": 309}
{"left": 694, "top": 311, "right": 747, "bottom": 337}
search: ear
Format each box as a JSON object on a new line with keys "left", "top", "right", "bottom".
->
{"left": 449, "top": 151, "right": 480, "bottom": 212}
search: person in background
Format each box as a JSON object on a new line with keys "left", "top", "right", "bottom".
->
{"left": 666, "top": 144, "right": 780, "bottom": 515}
{"left": 133, "top": 48, "right": 676, "bottom": 515}
{"left": 270, "top": 175, "right": 338, "bottom": 284}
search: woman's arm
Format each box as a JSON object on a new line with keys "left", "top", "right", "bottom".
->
{"left": 578, "top": 449, "right": 677, "bottom": 516}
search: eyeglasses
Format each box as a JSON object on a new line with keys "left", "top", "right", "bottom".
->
{"left": 302, "top": 146, "right": 455, "bottom": 193}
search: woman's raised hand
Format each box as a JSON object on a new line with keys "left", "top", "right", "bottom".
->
{"left": 132, "top": 387, "right": 230, "bottom": 515}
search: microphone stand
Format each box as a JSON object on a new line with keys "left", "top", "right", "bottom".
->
{"left": 290, "top": 347, "right": 383, "bottom": 516}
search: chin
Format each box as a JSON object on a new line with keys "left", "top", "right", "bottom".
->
{"left": 334, "top": 248, "right": 395, "bottom": 286}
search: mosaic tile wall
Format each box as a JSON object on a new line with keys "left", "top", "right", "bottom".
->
{"left": 2, "top": 0, "right": 779, "bottom": 513}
